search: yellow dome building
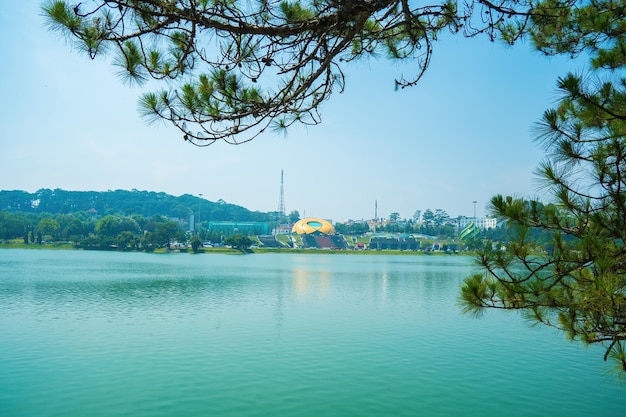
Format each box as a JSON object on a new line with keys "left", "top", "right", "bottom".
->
{"left": 291, "top": 218, "right": 335, "bottom": 235}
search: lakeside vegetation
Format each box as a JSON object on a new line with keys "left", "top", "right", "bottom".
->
{"left": 0, "top": 188, "right": 506, "bottom": 254}
{"left": 0, "top": 239, "right": 476, "bottom": 256}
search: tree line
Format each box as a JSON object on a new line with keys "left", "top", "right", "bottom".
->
{"left": 0, "top": 189, "right": 270, "bottom": 221}
{"left": 1, "top": 210, "right": 181, "bottom": 250}
{"left": 0, "top": 188, "right": 277, "bottom": 251}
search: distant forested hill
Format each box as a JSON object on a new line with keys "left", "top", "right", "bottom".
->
{"left": 0, "top": 189, "right": 270, "bottom": 222}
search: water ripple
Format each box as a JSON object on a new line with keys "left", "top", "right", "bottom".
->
{"left": 0, "top": 250, "right": 624, "bottom": 417}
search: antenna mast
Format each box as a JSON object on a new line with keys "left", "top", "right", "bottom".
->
{"left": 374, "top": 199, "right": 378, "bottom": 233}
{"left": 277, "top": 170, "right": 286, "bottom": 216}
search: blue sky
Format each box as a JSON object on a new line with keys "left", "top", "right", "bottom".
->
{"left": 1, "top": 3, "right": 586, "bottom": 222}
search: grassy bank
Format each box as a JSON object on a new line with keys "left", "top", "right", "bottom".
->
{"left": 0, "top": 241, "right": 75, "bottom": 250}
{"left": 0, "top": 241, "right": 472, "bottom": 256}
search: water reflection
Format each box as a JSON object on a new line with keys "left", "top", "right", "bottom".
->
{"left": 0, "top": 251, "right": 476, "bottom": 333}
{"left": 291, "top": 268, "right": 331, "bottom": 297}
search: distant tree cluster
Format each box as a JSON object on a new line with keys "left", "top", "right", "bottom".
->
{"left": 0, "top": 188, "right": 278, "bottom": 250}
{"left": 223, "top": 234, "right": 253, "bottom": 252}
{"left": 334, "top": 222, "right": 370, "bottom": 236}
{"left": 0, "top": 210, "right": 186, "bottom": 251}
{"left": 0, "top": 189, "right": 270, "bottom": 221}
{"left": 1, "top": 210, "right": 95, "bottom": 244}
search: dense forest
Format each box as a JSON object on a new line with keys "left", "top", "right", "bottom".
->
{"left": 0, "top": 189, "right": 275, "bottom": 250}
{"left": 0, "top": 189, "right": 270, "bottom": 221}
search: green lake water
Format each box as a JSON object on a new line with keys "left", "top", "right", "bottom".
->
{"left": 0, "top": 249, "right": 624, "bottom": 416}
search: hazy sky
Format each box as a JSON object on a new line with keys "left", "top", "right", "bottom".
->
{"left": 1, "top": 3, "right": 586, "bottom": 222}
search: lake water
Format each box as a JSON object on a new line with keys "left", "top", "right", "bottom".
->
{"left": 0, "top": 249, "right": 623, "bottom": 417}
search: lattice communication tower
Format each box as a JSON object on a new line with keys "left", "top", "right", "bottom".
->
{"left": 277, "top": 169, "right": 286, "bottom": 216}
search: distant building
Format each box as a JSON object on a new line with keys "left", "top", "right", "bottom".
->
{"left": 367, "top": 218, "right": 388, "bottom": 232}
{"left": 291, "top": 217, "right": 347, "bottom": 249}
{"left": 206, "top": 221, "right": 269, "bottom": 236}
{"left": 272, "top": 224, "right": 292, "bottom": 235}
{"left": 457, "top": 216, "right": 498, "bottom": 230}
{"left": 291, "top": 218, "right": 335, "bottom": 235}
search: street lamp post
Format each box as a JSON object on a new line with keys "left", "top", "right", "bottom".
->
{"left": 198, "top": 193, "right": 203, "bottom": 236}
{"left": 472, "top": 200, "right": 477, "bottom": 226}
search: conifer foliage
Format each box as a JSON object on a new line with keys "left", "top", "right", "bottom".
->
{"left": 41, "top": 1, "right": 626, "bottom": 145}
{"left": 461, "top": 64, "right": 626, "bottom": 376}
{"left": 43, "top": 0, "right": 541, "bottom": 144}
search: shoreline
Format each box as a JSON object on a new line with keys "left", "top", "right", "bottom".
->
{"left": 0, "top": 243, "right": 473, "bottom": 256}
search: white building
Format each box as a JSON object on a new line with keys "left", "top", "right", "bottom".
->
{"left": 272, "top": 223, "right": 292, "bottom": 235}
{"left": 457, "top": 216, "right": 498, "bottom": 230}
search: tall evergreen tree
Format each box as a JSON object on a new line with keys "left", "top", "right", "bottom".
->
{"left": 461, "top": 71, "right": 626, "bottom": 377}
{"left": 41, "top": 0, "right": 569, "bottom": 144}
